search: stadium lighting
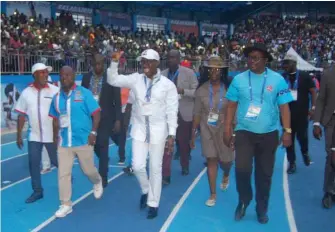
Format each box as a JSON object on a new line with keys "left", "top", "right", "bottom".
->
{"left": 246, "top": 1, "right": 252, "bottom": 5}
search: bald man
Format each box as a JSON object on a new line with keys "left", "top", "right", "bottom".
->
{"left": 82, "top": 54, "right": 122, "bottom": 188}
{"left": 161, "top": 50, "right": 199, "bottom": 183}
{"left": 49, "top": 66, "right": 103, "bottom": 218}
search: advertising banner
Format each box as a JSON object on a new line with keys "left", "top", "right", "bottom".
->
{"left": 56, "top": 4, "right": 92, "bottom": 15}
{"left": 170, "top": 20, "right": 198, "bottom": 36}
{"left": 100, "top": 11, "right": 132, "bottom": 31}
{"left": 136, "top": 15, "right": 167, "bottom": 25}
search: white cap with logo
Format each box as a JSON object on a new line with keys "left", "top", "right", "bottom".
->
{"left": 140, "top": 49, "right": 160, "bottom": 61}
{"left": 31, "top": 63, "right": 52, "bottom": 74}
{"left": 283, "top": 54, "right": 298, "bottom": 62}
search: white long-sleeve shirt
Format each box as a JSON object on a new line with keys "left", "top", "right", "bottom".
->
{"left": 107, "top": 62, "right": 178, "bottom": 144}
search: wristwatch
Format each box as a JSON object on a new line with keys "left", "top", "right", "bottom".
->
{"left": 90, "top": 131, "right": 97, "bottom": 136}
{"left": 283, "top": 128, "right": 292, "bottom": 134}
{"left": 168, "top": 135, "right": 175, "bottom": 139}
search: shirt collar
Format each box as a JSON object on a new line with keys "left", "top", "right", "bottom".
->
{"left": 30, "top": 82, "right": 50, "bottom": 90}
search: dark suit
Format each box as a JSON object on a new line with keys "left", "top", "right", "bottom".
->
{"left": 82, "top": 71, "right": 122, "bottom": 180}
{"left": 314, "top": 66, "right": 335, "bottom": 194}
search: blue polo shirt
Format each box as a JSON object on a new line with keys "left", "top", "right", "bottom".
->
{"left": 226, "top": 68, "right": 293, "bottom": 134}
{"left": 49, "top": 85, "right": 100, "bottom": 147}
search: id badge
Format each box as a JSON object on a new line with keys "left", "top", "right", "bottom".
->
{"left": 245, "top": 104, "right": 262, "bottom": 122}
{"left": 60, "top": 114, "right": 70, "bottom": 128}
{"left": 207, "top": 112, "right": 219, "bottom": 126}
{"left": 141, "top": 102, "right": 153, "bottom": 116}
{"left": 93, "top": 95, "right": 99, "bottom": 102}
{"left": 290, "top": 90, "right": 297, "bottom": 101}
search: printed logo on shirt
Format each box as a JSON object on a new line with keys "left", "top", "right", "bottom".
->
{"left": 74, "top": 91, "right": 83, "bottom": 102}
{"left": 266, "top": 85, "right": 273, "bottom": 92}
{"left": 278, "top": 88, "right": 290, "bottom": 96}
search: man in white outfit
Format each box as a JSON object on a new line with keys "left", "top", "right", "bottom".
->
{"left": 107, "top": 49, "right": 178, "bottom": 219}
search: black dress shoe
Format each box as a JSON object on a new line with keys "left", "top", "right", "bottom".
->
{"left": 147, "top": 207, "right": 158, "bottom": 219}
{"left": 140, "top": 194, "right": 148, "bottom": 209}
{"left": 322, "top": 193, "right": 333, "bottom": 209}
{"left": 235, "top": 202, "right": 248, "bottom": 221}
{"left": 25, "top": 192, "right": 43, "bottom": 204}
{"left": 257, "top": 213, "right": 269, "bottom": 224}
{"left": 182, "top": 168, "right": 189, "bottom": 176}
{"left": 287, "top": 163, "right": 296, "bottom": 174}
{"left": 303, "top": 153, "right": 311, "bottom": 166}
{"left": 162, "top": 176, "right": 171, "bottom": 186}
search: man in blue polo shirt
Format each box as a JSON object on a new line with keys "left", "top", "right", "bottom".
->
{"left": 224, "top": 43, "right": 293, "bottom": 224}
{"left": 49, "top": 66, "right": 103, "bottom": 218}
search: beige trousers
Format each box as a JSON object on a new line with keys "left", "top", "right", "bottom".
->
{"left": 58, "top": 145, "right": 101, "bottom": 205}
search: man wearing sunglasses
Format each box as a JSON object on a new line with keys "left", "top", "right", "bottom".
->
{"left": 224, "top": 43, "right": 293, "bottom": 224}
{"left": 107, "top": 49, "right": 178, "bottom": 219}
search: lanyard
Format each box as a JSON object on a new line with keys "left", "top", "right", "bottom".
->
{"left": 168, "top": 70, "right": 179, "bottom": 83}
{"left": 248, "top": 69, "right": 267, "bottom": 104}
{"left": 209, "top": 83, "right": 224, "bottom": 111}
{"left": 143, "top": 75, "right": 160, "bottom": 102}
{"left": 286, "top": 70, "right": 299, "bottom": 90}
{"left": 90, "top": 75, "right": 103, "bottom": 95}
{"left": 56, "top": 90, "right": 72, "bottom": 114}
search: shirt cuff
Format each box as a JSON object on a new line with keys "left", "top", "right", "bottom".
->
{"left": 168, "top": 127, "right": 177, "bottom": 136}
{"left": 313, "top": 122, "right": 321, "bottom": 126}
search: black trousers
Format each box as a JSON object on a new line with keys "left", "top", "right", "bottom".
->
{"left": 111, "top": 111, "right": 131, "bottom": 162}
{"left": 235, "top": 130, "right": 279, "bottom": 214}
{"left": 324, "top": 115, "right": 335, "bottom": 194}
{"left": 94, "top": 119, "right": 119, "bottom": 179}
{"left": 286, "top": 113, "right": 309, "bottom": 164}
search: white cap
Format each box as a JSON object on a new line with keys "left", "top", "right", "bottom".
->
{"left": 140, "top": 49, "right": 160, "bottom": 61}
{"left": 283, "top": 54, "right": 297, "bottom": 62}
{"left": 31, "top": 63, "right": 52, "bottom": 74}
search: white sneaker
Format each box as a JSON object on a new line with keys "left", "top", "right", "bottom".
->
{"left": 55, "top": 205, "right": 72, "bottom": 218}
{"left": 93, "top": 180, "right": 103, "bottom": 199}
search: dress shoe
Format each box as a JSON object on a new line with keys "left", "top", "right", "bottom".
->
{"left": 303, "top": 153, "right": 311, "bottom": 166}
{"left": 25, "top": 192, "right": 43, "bottom": 204}
{"left": 287, "top": 163, "right": 296, "bottom": 174}
{"left": 140, "top": 194, "right": 148, "bottom": 209}
{"left": 147, "top": 207, "right": 158, "bottom": 219}
{"left": 322, "top": 193, "right": 333, "bottom": 209}
{"left": 162, "top": 176, "right": 171, "bottom": 186}
{"left": 182, "top": 168, "right": 189, "bottom": 176}
{"left": 235, "top": 202, "right": 248, "bottom": 221}
{"left": 257, "top": 213, "right": 269, "bottom": 224}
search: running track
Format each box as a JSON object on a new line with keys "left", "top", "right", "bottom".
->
{"left": 1, "top": 125, "right": 334, "bottom": 232}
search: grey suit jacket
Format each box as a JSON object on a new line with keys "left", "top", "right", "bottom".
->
{"left": 314, "top": 66, "right": 335, "bottom": 126}
{"left": 162, "top": 66, "right": 199, "bottom": 122}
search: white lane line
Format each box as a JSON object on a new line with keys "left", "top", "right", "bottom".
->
{"left": 1, "top": 138, "right": 27, "bottom": 146}
{"left": 1, "top": 167, "right": 57, "bottom": 191}
{"left": 283, "top": 154, "right": 298, "bottom": 232}
{"left": 159, "top": 167, "right": 207, "bottom": 232}
{"left": 1, "top": 138, "right": 131, "bottom": 191}
{"left": 31, "top": 171, "right": 124, "bottom": 232}
{"left": 1, "top": 153, "right": 28, "bottom": 163}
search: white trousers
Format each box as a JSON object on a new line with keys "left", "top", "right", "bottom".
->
{"left": 42, "top": 146, "right": 51, "bottom": 170}
{"left": 132, "top": 139, "right": 165, "bottom": 208}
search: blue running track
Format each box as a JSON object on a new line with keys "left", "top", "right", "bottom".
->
{"left": 1, "top": 124, "right": 334, "bottom": 232}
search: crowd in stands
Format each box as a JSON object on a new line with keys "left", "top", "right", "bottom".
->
{"left": 1, "top": 9, "right": 335, "bottom": 73}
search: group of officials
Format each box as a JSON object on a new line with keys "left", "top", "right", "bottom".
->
{"left": 14, "top": 43, "right": 335, "bottom": 222}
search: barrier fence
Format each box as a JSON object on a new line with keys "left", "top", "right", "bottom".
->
{"left": 0, "top": 49, "right": 329, "bottom": 74}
